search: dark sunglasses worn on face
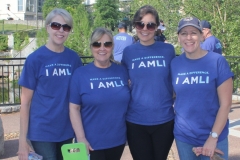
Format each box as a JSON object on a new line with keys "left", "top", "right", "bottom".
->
{"left": 49, "top": 22, "right": 72, "bottom": 32}
{"left": 134, "top": 21, "right": 157, "bottom": 31}
{"left": 92, "top": 42, "right": 113, "bottom": 48}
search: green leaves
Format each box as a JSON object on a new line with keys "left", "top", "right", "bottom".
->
{"left": 0, "top": 35, "right": 8, "bottom": 51}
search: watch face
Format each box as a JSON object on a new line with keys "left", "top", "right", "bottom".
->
{"left": 211, "top": 132, "right": 218, "bottom": 138}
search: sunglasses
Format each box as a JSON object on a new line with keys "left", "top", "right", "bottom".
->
{"left": 134, "top": 21, "right": 157, "bottom": 31}
{"left": 92, "top": 42, "right": 113, "bottom": 48}
{"left": 49, "top": 22, "right": 72, "bottom": 32}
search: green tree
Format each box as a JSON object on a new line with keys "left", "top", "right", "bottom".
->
{"left": 64, "top": 5, "right": 92, "bottom": 57}
{"left": 0, "top": 35, "right": 8, "bottom": 51}
{"left": 13, "top": 31, "right": 29, "bottom": 51}
{"left": 93, "top": 0, "right": 119, "bottom": 30}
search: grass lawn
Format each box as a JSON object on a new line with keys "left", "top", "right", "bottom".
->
{"left": 0, "top": 24, "right": 36, "bottom": 34}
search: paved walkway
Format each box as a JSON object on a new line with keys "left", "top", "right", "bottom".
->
{"left": 1, "top": 103, "right": 240, "bottom": 160}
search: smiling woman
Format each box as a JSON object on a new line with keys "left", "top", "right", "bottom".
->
{"left": 69, "top": 28, "right": 130, "bottom": 160}
{"left": 171, "top": 17, "right": 233, "bottom": 160}
{"left": 121, "top": 5, "right": 176, "bottom": 160}
{"left": 17, "top": 8, "right": 82, "bottom": 160}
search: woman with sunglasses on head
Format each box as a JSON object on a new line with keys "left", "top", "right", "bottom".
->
{"left": 171, "top": 17, "right": 233, "bottom": 160}
{"left": 69, "top": 27, "right": 130, "bottom": 160}
{"left": 121, "top": 5, "right": 175, "bottom": 160}
{"left": 17, "top": 8, "right": 82, "bottom": 160}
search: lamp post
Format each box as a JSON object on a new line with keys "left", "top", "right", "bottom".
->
{"left": 36, "top": 0, "right": 38, "bottom": 29}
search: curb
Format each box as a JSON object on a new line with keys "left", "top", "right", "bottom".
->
{"left": 0, "top": 105, "right": 20, "bottom": 113}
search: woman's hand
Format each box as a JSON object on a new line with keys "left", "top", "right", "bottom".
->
{"left": 77, "top": 137, "right": 94, "bottom": 154}
{"left": 17, "top": 139, "right": 34, "bottom": 160}
{"left": 202, "top": 136, "right": 219, "bottom": 157}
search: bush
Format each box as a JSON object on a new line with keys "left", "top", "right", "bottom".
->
{"left": 0, "top": 35, "right": 8, "bottom": 51}
{"left": 13, "top": 31, "right": 29, "bottom": 51}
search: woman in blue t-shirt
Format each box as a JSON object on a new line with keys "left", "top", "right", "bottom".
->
{"left": 17, "top": 8, "right": 82, "bottom": 160}
{"left": 171, "top": 17, "right": 233, "bottom": 160}
{"left": 121, "top": 5, "right": 176, "bottom": 160}
{"left": 69, "top": 28, "right": 130, "bottom": 160}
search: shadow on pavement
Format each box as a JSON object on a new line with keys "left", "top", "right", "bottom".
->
{"left": 1, "top": 139, "right": 18, "bottom": 159}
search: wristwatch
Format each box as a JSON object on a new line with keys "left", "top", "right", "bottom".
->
{"left": 210, "top": 132, "right": 218, "bottom": 138}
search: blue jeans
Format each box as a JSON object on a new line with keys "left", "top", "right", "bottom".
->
{"left": 175, "top": 138, "right": 228, "bottom": 160}
{"left": 31, "top": 138, "right": 73, "bottom": 160}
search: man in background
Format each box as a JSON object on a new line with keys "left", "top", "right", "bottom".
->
{"left": 155, "top": 20, "right": 167, "bottom": 42}
{"left": 114, "top": 22, "right": 134, "bottom": 62}
{"left": 201, "top": 20, "right": 222, "bottom": 55}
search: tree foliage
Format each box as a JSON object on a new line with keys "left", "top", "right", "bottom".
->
{"left": 0, "top": 35, "right": 8, "bottom": 51}
{"left": 13, "top": 31, "right": 29, "bottom": 51}
{"left": 64, "top": 5, "right": 92, "bottom": 57}
{"left": 93, "top": 0, "right": 119, "bottom": 30}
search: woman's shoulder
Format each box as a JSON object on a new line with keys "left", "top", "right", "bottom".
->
{"left": 64, "top": 47, "right": 79, "bottom": 56}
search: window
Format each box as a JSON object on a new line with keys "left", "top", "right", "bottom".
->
{"left": 26, "top": 0, "right": 35, "bottom": 12}
{"left": 18, "top": 0, "right": 23, "bottom": 11}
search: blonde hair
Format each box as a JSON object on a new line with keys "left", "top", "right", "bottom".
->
{"left": 90, "top": 28, "right": 118, "bottom": 63}
{"left": 45, "top": 8, "right": 73, "bottom": 28}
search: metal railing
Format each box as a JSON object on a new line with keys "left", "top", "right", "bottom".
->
{"left": 0, "top": 56, "right": 239, "bottom": 106}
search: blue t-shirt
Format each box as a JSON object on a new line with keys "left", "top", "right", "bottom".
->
{"left": 69, "top": 62, "right": 130, "bottom": 150}
{"left": 171, "top": 52, "right": 233, "bottom": 146}
{"left": 201, "top": 36, "right": 222, "bottom": 55}
{"left": 113, "top": 32, "right": 134, "bottom": 62}
{"left": 18, "top": 45, "right": 82, "bottom": 142}
{"left": 122, "top": 41, "right": 175, "bottom": 125}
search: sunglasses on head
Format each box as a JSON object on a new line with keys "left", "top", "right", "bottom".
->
{"left": 49, "top": 22, "right": 72, "bottom": 32}
{"left": 134, "top": 21, "right": 157, "bottom": 31}
{"left": 92, "top": 42, "right": 113, "bottom": 48}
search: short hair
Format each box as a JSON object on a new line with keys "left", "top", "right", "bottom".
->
{"left": 45, "top": 8, "right": 73, "bottom": 28}
{"left": 132, "top": 5, "right": 160, "bottom": 27}
{"left": 90, "top": 28, "right": 115, "bottom": 62}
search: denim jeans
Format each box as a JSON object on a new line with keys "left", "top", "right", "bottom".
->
{"left": 31, "top": 138, "right": 73, "bottom": 160}
{"left": 175, "top": 138, "right": 228, "bottom": 160}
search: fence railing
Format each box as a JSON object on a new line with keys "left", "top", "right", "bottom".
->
{"left": 0, "top": 56, "right": 239, "bottom": 106}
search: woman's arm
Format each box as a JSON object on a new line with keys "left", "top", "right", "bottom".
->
{"left": 202, "top": 77, "right": 233, "bottom": 157}
{"left": 69, "top": 102, "right": 93, "bottom": 153}
{"left": 18, "top": 87, "right": 34, "bottom": 160}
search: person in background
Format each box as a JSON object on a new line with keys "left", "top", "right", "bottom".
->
{"left": 171, "top": 16, "right": 233, "bottom": 160}
{"left": 122, "top": 5, "right": 175, "bottom": 160}
{"left": 17, "top": 8, "right": 82, "bottom": 160}
{"left": 69, "top": 27, "right": 130, "bottom": 160}
{"left": 201, "top": 20, "right": 223, "bottom": 55}
{"left": 154, "top": 20, "right": 167, "bottom": 42}
{"left": 113, "top": 22, "right": 134, "bottom": 62}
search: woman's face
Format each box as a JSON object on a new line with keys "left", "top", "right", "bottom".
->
{"left": 46, "top": 15, "right": 71, "bottom": 47}
{"left": 178, "top": 26, "right": 203, "bottom": 55}
{"left": 91, "top": 34, "right": 113, "bottom": 68}
{"left": 135, "top": 13, "right": 157, "bottom": 46}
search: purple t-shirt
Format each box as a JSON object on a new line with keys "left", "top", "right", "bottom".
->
{"left": 201, "top": 36, "right": 222, "bottom": 55}
{"left": 171, "top": 52, "right": 233, "bottom": 145}
{"left": 19, "top": 46, "right": 82, "bottom": 142}
{"left": 122, "top": 41, "right": 175, "bottom": 125}
{"left": 69, "top": 62, "right": 130, "bottom": 150}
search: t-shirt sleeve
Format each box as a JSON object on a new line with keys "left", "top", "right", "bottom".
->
{"left": 69, "top": 69, "right": 82, "bottom": 105}
{"left": 18, "top": 57, "right": 37, "bottom": 90}
{"left": 216, "top": 56, "right": 234, "bottom": 87}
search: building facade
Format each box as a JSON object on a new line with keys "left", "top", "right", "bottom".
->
{"left": 0, "top": 0, "right": 44, "bottom": 20}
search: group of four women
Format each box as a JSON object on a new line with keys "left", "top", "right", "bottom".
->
{"left": 17, "top": 5, "right": 233, "bottom": 160}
